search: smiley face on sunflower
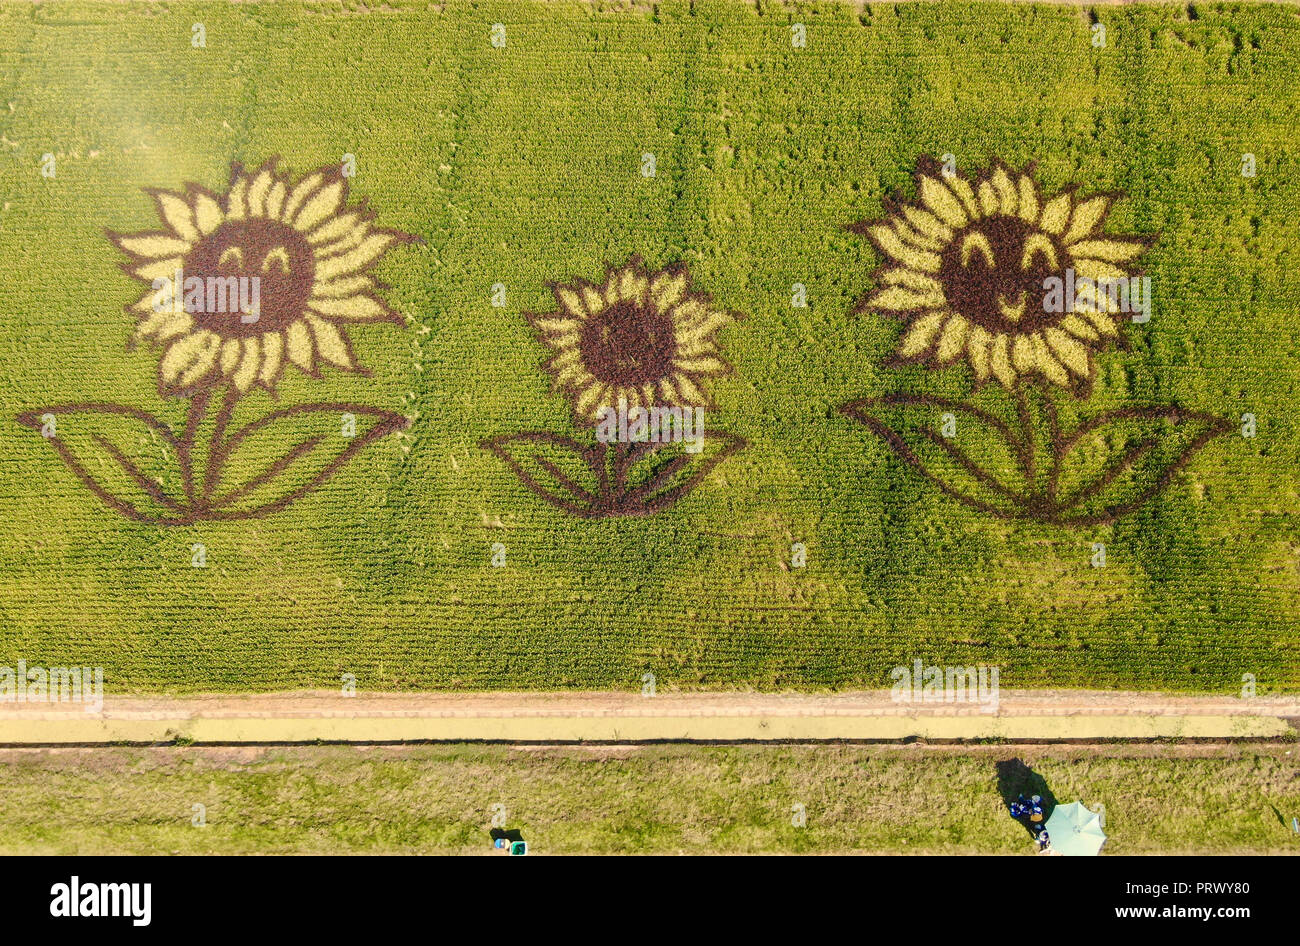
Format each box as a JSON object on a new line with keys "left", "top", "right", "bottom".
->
{"left": 19, "top": 158, "right": 417, "bottom": 525}
{"left": 110, "top": 158, "right": 415, "bottom": 397}
{"left": 852, "top": 158, "right": 1150, "bottom": 397}
{"left": 841, "top": 157, "right": 1227, "bottom": 527}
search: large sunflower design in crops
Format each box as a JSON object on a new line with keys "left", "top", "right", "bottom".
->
{"left": 840, "top": 157, "right": 1229, "bottom": 526}
{"left": 483, "top": 257, "right": 746, "bottom": 518}
{"left": 18, "top": 159, "right": 418, "bottom": 524}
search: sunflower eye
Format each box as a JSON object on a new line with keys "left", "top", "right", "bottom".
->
{"left": 1021, "top": 233, "right": 1059, "bottom": 271}
{"left": 218, "top": 247, "right": 245, "bottom": 269}
{"left": 261, "top": 246, "right": 291, "bottom": 275}
{"left": 959, "top": 232, "right": 995, "bottom": 269}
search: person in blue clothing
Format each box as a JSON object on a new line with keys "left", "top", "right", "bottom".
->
{"left": 1009, "top": 794, "right": 1029, "bottom": 818}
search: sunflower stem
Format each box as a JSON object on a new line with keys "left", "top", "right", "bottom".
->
{"left": 177, "top": 389, "right": 211, "bottom": 512}
{"left": 201, "top": 386, "right": 242, "bottom": 504}
{"left": 1040, "top": 389, "right": 1063, "bottom": 504}
{"left": 1013, "top": 387, "right": 1037, "bottom": 492}
{"left": 1014, "top": 385, "right": 1067, "bottom": 508}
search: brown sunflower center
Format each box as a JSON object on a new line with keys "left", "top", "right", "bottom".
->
{"left": 182, "top": 218, "right": 315, "bottom": 336}
{"left": 580, "top": 301, "right": 677, "bottom": 386}
{"left": 938, "top": 216, "right": 1064, "bottom": 333}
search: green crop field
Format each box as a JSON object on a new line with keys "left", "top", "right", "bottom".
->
{"left": 0, "top": 0, "right": 1297, "bottom": 694}
{"left": 2, "top": 744, "right": 1296, "bottom": 855}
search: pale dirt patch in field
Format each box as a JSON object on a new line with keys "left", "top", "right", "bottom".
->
{"left": 0, "top": 690, "right": 1295, "bottom": 742}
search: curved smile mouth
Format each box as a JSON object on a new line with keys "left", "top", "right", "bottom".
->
{"left": 997, "top": 292, "right": 1028, "bottom": 322}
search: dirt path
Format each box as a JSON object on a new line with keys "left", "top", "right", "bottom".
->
{"left": 5, "top": 688, "right": 1297, "bottom": 717}
{"left": 1, "top": 690, "right": 1295, "bottom": 743}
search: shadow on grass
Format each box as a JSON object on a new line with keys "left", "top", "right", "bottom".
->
{"left": 996, "top": 758, "right": 1060, "bottom": 839}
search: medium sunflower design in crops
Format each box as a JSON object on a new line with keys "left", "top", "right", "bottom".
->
{"left": 18, "top": 159, "right": 417, "bottom": 525}
{"left": 115, "top": 158, "right": 410, "bottom": 397}
{"left": 484, "top": 258, "right": 746, "bottom": 518}
{"left": 841, "top": 157, "right": 1229, "bottom": 526}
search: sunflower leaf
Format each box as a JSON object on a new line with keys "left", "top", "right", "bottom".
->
{"left": 481, "top": 432, "right": 606, "bottom": 516}
{"left": 1051, "top": 406, "right": 1231, "bottom": 525}
{"left": 840, "top": 394, "right": 1030, "bottom": 518}
{"left": 615, "top": 430, "right": 747, "bottom": 515}
{"left": 206, "top": 403, "right": 408, "bottom": 518}
{"left": 16, "top": 404, "right": 187, "bottom": 524}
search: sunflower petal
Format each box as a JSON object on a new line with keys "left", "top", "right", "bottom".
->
{"left": 650, "top": 272, "right": 688, "bottom": 311}
{"left": 1032, "top": 334, "right": 1070, "bottom": 387}
{"left": 283, "top": 172, "right": 324, "bottom": 222}
{"left": 553, "top": 361, "right": 591, "bottom": 388}
{"left": 869, "top": 225, "right": 941, "bottom": 273}
{"left": 133, "top": 257, "right": 184, "bottom": 282}
{"left": 575, "top": 383, "right": 607, "bottom": 419}
{"left": 894, "top": 219, "right": 943, "bottom": 252}
{"left": 900, "top": 205, "right": 954, "bottom": 244}
{"left": 581, "top": 286, "right": 605, "bottom": 316}
{"left": 936, "top": 314, "right": 968, "bottom": 364}
{"left": 619, "top": 270, "right": 648, "bottom": 306}
{"left": 312, "top": 275, "right": 375, "bottom": 299}
{"left": 116, "top": 233, "right": 191, "bottom": 258}
{"left": 294, "top": 180, "right": 345, "bottom": 232}
{"left": 232, "top": 336, "right": 261, "bottom": 391}
{"left": 898, "top": 311, "right": 944, "bottom": 358}
{"left": 310, "top": 294, "right": 392, "bottom": 322}
{"left": 136, "top": 309, "right": 192, "bottom": 342}
{"left": 259, "top": 331, "right": 283, "bottom": 385}
{"left": 226, "top": 175, "right": 248, "bottom": 220}
{"left": 1073, "top": 259, "right": 1130, "bottom": 284}
{"left": 155, "top": 193, "right": 199, "bottom": 242}
{"left": 159, "top": 330, "right": 216, "bottom": 385}
{"left": 193, "top": 193, "right": 223, "bottom": 236}
{"left": 246, "top": 170, "right": 273, "bottom": 217}
{"left": 1017, "top": 174, "right": 1039, "bottom": 225}
{"left": 1083, "top": 309, "right": 1120, "bottom": 337}
{"left": 1039, "top": 194, "right": 1071, "bottom": 235}
{"left": 265, "top": 181, "right": 287, "bottom": 220}
{"left": 1012, "top": 334, "right": 1035, "bottom": 373}
{"left": 1069, "top": 239, "right": 1146, "bottom": 263}
{"left": 314, "top": 227, "right": 367, "bottom": 259}
{"left": 1060, "top": 314, "right": 1100, "bottom": 341}
{"left": 546, "top": 349, "right": 581, "bottom": 373}
{"left": 880, "top": 268, "right": 945, "bottom": 296}
{"left": 967, "top": 325, "right": 991, "bottom": 379}
{"left": 990, "top": 334, "right": 1014, "bottom": 386}
{"left": 176, "top": 336, "right": 221, "bottom": 389}
{"left": 306, "top": 315, "right": 354, "bottom": 368}
{"left": 1044, "top": 327, "right": 1089, "bottom": 377}
{"left": 307, "top": 213, "right": 363, "bottom": 246}
{"left": 133, "top": 283, "right": 176, "bottom": 314}
{"left": 1063, "top": 196, "right": 1111, "bottom": 244}
{"left": 674, "top": 357, "right": 728, "bottom": 375}
{"left": 286, "top": 319, "right": 314, "bottom": 371}
{"left": 219, "top": 338, "right": 241, "bottom": 376}
{"left": 919, "top": 175, "right": 968, "bottom": 228}
{"left": 991, "top": 167, "right": 1018, "bottom": 217}
{"left": 945, "top": 175, "right": 980, "bottom": 221}
{"left": 555, "top": 287, "right": 587, "bottom": 319}
{"left": 869, "top": 286, "right": 942, "bottom": 311}
{"left": 314, "top": 234, "right": 396, "bottom": 281}
{"left": 673, "top": 373, "right": 708, "bottom": 406}
{"left": 978, "top": 181, "right": 999, "bottom": 217}
{"left": 533, "top": 317, "right": 580, "bottom": 337}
